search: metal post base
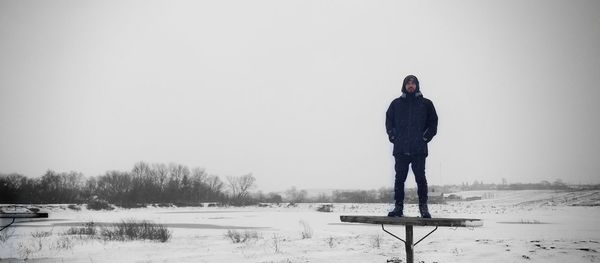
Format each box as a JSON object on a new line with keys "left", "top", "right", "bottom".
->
{"left": 381, "top": 224, "right": 438, "bottom": 263}
{"left": 0, "top": 212, "right": 49, "bottom": 232}
{"left": 0, "top": 218, "right": 16, "bottom": 232}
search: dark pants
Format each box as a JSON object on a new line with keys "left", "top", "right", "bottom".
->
{"left": 394, "top": 153, "right": 428, "bottom": 205}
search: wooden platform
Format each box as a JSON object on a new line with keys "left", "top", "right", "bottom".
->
{"left": 340, "top": 215, "right": 483, "bottom": 227}
{"left": 1, "top": 212, "right": 49, "bottom": 232}
{"left": 0, "top": 212, "right": 48, "bottom": 218}
{"left": 340, "top": 215, "right": 482, "bottom": 263}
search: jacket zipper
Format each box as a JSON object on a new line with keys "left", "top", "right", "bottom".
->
{"left": 407, "top": 98, "right": 413, "bottom": 154}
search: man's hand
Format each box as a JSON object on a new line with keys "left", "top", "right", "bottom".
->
{"left": 422, "top": 128, "right": 433, "bottom": 143}
{"left": 387, "top": 128, "right": 397, "bottom": 143}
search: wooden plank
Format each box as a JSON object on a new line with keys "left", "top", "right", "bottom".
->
{"left": 0, "top": 213, "right": 48, "bottom": 218}
{"left": 340, "top": 215, "right": 482, "bottom": 227}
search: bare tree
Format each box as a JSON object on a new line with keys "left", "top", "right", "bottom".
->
{"left": 285, "top": 186, "right": 307, "bottom": 203}
{"left": 151, "top": 163, "right": 169, "bottom": 193}
{"left": 207, "top": 175, "right": 224, "bottom": 193}
{"left": 191, "top": 167, "right": 207, "bottom": 184}
{"left": 226, "top": 173, "right": 256, "bottom": 204}
{"left": 132, "top": 161, "right": 150, "bottom": 179}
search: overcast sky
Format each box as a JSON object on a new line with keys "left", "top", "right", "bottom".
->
{"left": 1, "top": 0, "right": 599, "bottom": 192}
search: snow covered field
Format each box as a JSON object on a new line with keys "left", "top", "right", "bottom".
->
{"left": 1, "top": 190, "right": 599, "bottom": 262}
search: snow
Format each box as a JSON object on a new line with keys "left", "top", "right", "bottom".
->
{"left": 1, "top": 190, "right": 599, "bottom": 262}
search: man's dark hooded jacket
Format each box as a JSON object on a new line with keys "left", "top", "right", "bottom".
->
{"left": 385, "top": 75, "right": 438, "bottom": 157}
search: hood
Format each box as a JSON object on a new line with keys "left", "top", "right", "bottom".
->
{"left": 400, "top": 74, "right": 422, "bottom": 98}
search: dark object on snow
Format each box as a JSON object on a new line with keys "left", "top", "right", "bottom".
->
{"left": 446, "top": 194, "right": 462, "bottom": 201}
{"left": 316, "top": 204, "right": 333, "bottom": 212}
{"left": 86, "top": 199, "right": 114, "bottom": 210}
{"left": 68, "top": 204, "right": 82, "bottom": 211}
{"left": 1, "top": 212, "right": 49, "bottom": 232}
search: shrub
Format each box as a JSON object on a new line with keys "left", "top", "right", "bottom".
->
{"left": 0, "top": 227, "right": 15, "bottom": 246}
{"left": 100, "top": 219, "right": 171, "bottom": 242}
{"left": 299, "top": 220, "right": 312, "bottom": 239}
{"left": 52, "top": 236, "right": 73, "bottom": 250}
{"left": 272, "top": 233, "right": 282, "bottom": 253}
{"left": 67, "top": 204, "right": 81, "bottom": 211}
{"left": 173, "top": 202, "right": 204, "bottom": 207}
{"left": 30, "top": 230, "right": 52, "bottom": 252}
{"left": 118, "top": 203, "right": 146, "bottom": 209}
{"left": 371, "top": 234, "right": 382, "bottom": 248}
{"left": 316, "top": 204, "right": 333, "bottom": 212}
{"left": 326, "top": 236, "right": 335, "bottom": 248}
{"left": 17, "top": 241, "right": 37, "bottom": 260}
{"left": 31, "top": 230, "right": 52, "bottom": 239}
{"left": 225, "top": 229, "right": 259, "bottom": 243}
{"left": 66, "top": 221, "right": 96, "bottom": 236}
{"left": 86, "top": 199, "right": 114, "bottom": 210}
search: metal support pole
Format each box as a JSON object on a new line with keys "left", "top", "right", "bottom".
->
{"left": 381, "top": 224, "right": 405, "bottom": 243}
{"left": 414, "top": 226, "right": 438, "bottom": 246}
{"left": 0, "top": 217, "right": 16, "bottom": 232}
{"left": 405, "top": 225, "right": 414, "bottom": 263}
{"left": 380, "top": 224, "right": 439, "bottom": 263}
{"left": 0, "top": 213, "right": 48, "bottom": 232}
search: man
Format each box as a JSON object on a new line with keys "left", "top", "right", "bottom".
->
{"left": 385, "top": 75, "right": 438, "bottom": 218}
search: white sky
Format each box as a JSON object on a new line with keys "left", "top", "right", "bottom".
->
{"left": 1, "top": 0, "right": 599, "bottom": 192}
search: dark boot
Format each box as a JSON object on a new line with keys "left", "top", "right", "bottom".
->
{"left": 419, "top": 203, "right": 431, "bottom": 218}
{"left": 387, "top": 203, "right": 404, "bottom": 217}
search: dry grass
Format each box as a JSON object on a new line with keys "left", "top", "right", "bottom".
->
{"left": 86, "top": 199, "right": 114, "bottom": 210}
{"left": 66, "top": 221, "right": 97, "bottom": 236}
{"left": 100, "top": 219, "right": 171, "bottom": 242}
{"left": 371, "top": 234, "right": 382, "bottom": 248}
{"left": 271, "top": 233, "right": 283, "bottom": 253}
{"left": 225, "top": 229, "right": 260, "bottom": 243}
{"left": 0, "top": 227, "right": 15, "bottom": 246}
{"left": 326, "top": 236, "right": 335, "bottom": 248}
{"left": 299, "top": 220, "right": 313, "bottom": 239}
{"left": 64, "top": 219, "right": 171, "bottom": 242}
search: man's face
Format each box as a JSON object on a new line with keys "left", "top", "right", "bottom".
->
{"left": 405, "top": 80, "right": 417, "bottom": 93}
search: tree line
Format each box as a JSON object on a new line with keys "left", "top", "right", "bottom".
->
{"left": 1, "top": 162, "right": 587, "bottom": 206}
{"left": 0, "top": 161, "right": 273, "bottom": 206}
